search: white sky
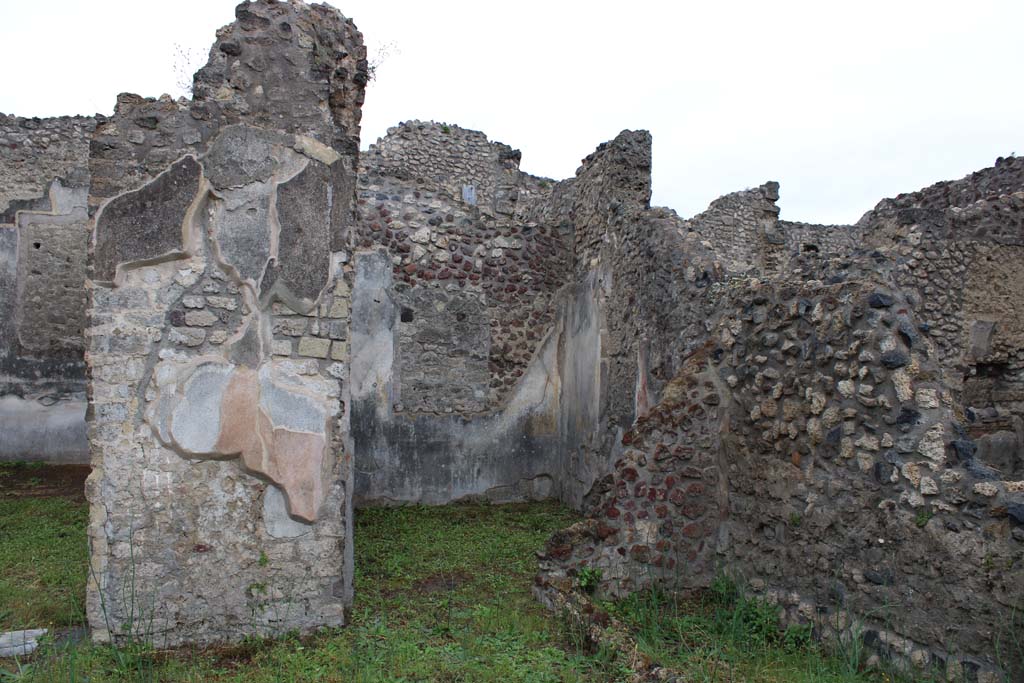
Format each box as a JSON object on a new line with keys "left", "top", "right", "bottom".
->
{"left": 2, "top": 0, "right": 1022, "bottom": 224}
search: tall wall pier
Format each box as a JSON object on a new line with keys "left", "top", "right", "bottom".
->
{"left": 83, "top": 0, "right": 366, "bottom": 646}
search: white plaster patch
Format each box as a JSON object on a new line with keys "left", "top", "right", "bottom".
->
{"left": 258, "top": 370, "right": 328, "bottom": 434}
{"left": 263, "top": 485, "right": 312, "bottom": 537}
{"left": 170, "top": 363, "right": 234, "bottom": 453}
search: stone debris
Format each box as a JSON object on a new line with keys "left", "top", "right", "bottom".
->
{"left": 0, "top": 629, "right": 47, "bottom": 658}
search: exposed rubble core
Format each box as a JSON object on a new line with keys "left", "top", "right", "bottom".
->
{"left": 0, "top": 0, "right": 1020, "bottom": 673}
{"left": 536, "top": 135, "right": 1024, "bottom": 679}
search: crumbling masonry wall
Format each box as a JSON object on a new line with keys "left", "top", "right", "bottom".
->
{"left": 857, "top": 157, "right": 1024, "bottom": 487}
{"left": 0, "top": 115, "right": 96, "bottom": 461}
{"left": 537, "top": 135, "right": 1024, "bottom": 679}
{"left": 349, "top": 122, "right": 573, "bottom": 505}
{"left": 3, "top": 1, "right": 1022, "bottom": 667}
{"left": 84, "top": 0, "right": 366, "bottom": 646}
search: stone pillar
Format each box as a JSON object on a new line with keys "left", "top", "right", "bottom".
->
{"left": 84, "top": 0, "right": 366, "bottom": 646}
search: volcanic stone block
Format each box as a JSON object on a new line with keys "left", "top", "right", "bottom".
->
{"left": 261, "top": 159, "right": 331, "bottom": 305}
{"left": 213, "top": 183, "right": 273, "bottom": 284}
{"left": 93, "top": 156, "right": 201, "bottom": 282}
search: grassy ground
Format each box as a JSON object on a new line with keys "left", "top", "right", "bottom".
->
{"left": 4, "top": 464, "right": 1004, "bottom": 682}
{"left": 0, "top": 462, "right": 89, "bottom": 632}
{"left": 605, "top": 578, "right": 955, "bottom": 683}
{"left": 2, "top": 471, "right": 630, "bottom": 683}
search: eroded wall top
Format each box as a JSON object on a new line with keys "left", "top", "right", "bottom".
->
{"left": 0, "top": 114, "right": 95, "bottom": 221}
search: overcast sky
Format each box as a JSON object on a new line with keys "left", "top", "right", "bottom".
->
{"left": 2, "top": 1, "right": 1022, "bottom": 224}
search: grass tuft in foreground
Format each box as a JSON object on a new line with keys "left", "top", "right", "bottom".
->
{"left": 604, "top": 574, "right": 954, "bottom": 683}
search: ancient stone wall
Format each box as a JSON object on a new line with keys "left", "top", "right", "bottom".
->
{"left": 679, "top": 183, "right": 781, "bottom": 274}
{"left": 355, "top": 122, "right": 567, "bottom": 411}
{"left": 0, "top": 115, "right": 95, "bottom": 461}
{"left": 537, "top": 154, "right": 1024, "bottom": 678}
{"left": 361, "top": 121, "right": 543, "bottom": 218}
{"left": 540, "top": 131, "right": 729, "bottom": 507}
{"left": 856, "top": 156, "right": 1024, "bottom": 494}
{"left": 349, "top": 123, "right": 579, "bottom": 505}
{"left": 84, "top": 0, "right": 366, "bottom": 646}
{"left": 0, "top": 114, "right": 95, "bottom": 221}
{"left": 4, "top": 1, "right": 1022, "bottom": 665}
{"left": 777, "top": 219, "right": 860, "bottom": 263}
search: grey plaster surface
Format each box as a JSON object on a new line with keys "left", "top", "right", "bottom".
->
{"left": 0, "top": 396, "right": 87, "bottom": 462}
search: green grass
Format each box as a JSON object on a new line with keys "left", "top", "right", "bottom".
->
{"left": 4, "top": 498, "right": 632, "bottom": 682}
{"left": 9, "top": 471, "right": 1011, "bottom": 682}
{"left": 0, "top": 494, "right": 88, "bottom": 631}
{"left": 603, "top": 576, "right": 943, "bottom": 683}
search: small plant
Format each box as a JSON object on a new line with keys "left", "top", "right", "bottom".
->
{"left": 441, "top": 124, "right": 451, "bottom": 134}
{"left": 789, "top": 512, "right": 803, "bottom": 528}
{"left": 710, "top": 572, "right": 740, "bottom": 607}
{"left": 258, "top": 550, "right": 269, "bottom": 567}
{"left": 561, "top": 606, "right": 591, "bottom": 653}
{"left": 782, "top": 623, "right": 814, "bottom": 653}
{"left": 734, "top": 594, "right": 781, "bottom": 648}
{"left": 577, "top": 566, "right": 603, "bottom": 594}
{"left": 915, "top": 509, "right": 934, "bottom": 528}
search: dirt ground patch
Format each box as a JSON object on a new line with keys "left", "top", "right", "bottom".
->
{"left": 412, "top": 570, "right": 473, "bottom": 594}
{"left": 0, "top": 463, "right": 89, "bottom": 501}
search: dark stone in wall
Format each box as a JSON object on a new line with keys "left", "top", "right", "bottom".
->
{"left": 203, "top": 125, "right": 280, "bottom": 189}
{"left": 93, "top": 155, "right": 201, "bottom": 282}
{"left": 262, "top": 159, "right": 331, "bottom": 305}
{"left": 330, "top": 158, "right": 356, "bottom": 252}
{"left": 1008, "top": 504, "right": 1024, "bottom": 526}
{"left": 868, "top": 292, "right": 894, "bottom": 308}
{"left": 880, "top": 350, "right": 909, "bottom": 368}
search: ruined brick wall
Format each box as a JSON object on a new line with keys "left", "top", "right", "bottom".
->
{"left": 714, "top": 270, "right": 1021, "bottom": 678}
{"left": 540, "top": 344, "right": 726, "bottom": 594}
{"left": 540, "top": 260, "right": 1023, "bottom": 677}
{"left": 85, "top": 0, "right": 366, "bottom": 646}
{"left": 857, "top": 156, "right": 1024, "bottom": 487}
{"left": 354, "top": 123, "right": 566, "bottom": 412}
{"left": 362, "top": 121, "right": 539, "bottom": 218}
{"left": 679, "top": 183, "right": 781, "bottom": 274}
{"left": 538, "top": 153, "right": 1024, "bottom": 677}
{"left": 542, "top": 131, "right": 727, "bottom": 507}
{"left": 0, "top": 180, "right": 91, "bottom": 398}
{"left": 0, "top": 115, "right": 96, "bottom": 396}
{"left": 777, "top": 219, "right": 861, "bottom": 264}
{"left": 349, "top": 123, "right": 573, "bottom": 504}
{"left": 0, "top": 114, "right": 95, "bottom": 221}
{"left": 0, "top": 116, "right": 95, "bottom": 460}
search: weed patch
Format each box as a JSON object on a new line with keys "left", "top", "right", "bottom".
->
{"left": 604, "top": 577, "right": 947, "bottom": 683}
